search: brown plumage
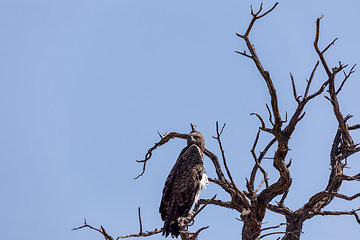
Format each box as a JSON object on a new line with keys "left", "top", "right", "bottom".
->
{"left": 159, "top": 130, "right": 207, "bottom": 238}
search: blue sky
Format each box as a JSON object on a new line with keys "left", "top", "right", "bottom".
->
{"left": 1, "top": 1, "right": 359, "bottom": 239}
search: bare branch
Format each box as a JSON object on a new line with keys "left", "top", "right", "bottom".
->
{"left": 318, "top": 208, "right": 360, "bottom": 224}
{"left": 265, "top": 104, "right": 275, "bottom": 127}
{"left": 73, "top": 219, "right": 114, "bottom": 240}
{"left": 290, "top": 73, "right": 301, "bottom": 104}
{"left": 203, "top": 149, "right": 227, "bottom": 184}
{"left": 118, "top": 208, "right": 163, "bottom": 239}
{"left": 278, "top": 189, "right": 289, "bottom": 206}
{"left": 118, "top": 229, "right": 162, "bottom": 239}
{"left": 213, "top": 121, "right": 249, "bottom": 205}
{"left": 73, "top": 219, "right": 161, "bottom": 240}
{"left": 254, "top": 177, "right": 266, "bottom": 193}
{"left": 336, "top": 64, "right": 356, "bottom": 95}
{"left": 135, "top": 131, "right": 188, "bottom": 179}
{"left": 238, "top": 3, "right": 282, "bottom": 131}
{"left": 245, "top": 3, "right": 279, "bottom": 36}
{"left": 259, "top": 231, "right": 299, "bottom": 240}
{"left": 235, "top": 50, "right": 253, "bottom": 59}
{"left": 198, "top": 198, "right": 235, "bottom": 210}
{"left": 307, "top": 191, "right": 360, "bottom": 208}
{"left": 251, "top": 112, "right": 267, "bottom": 130}
{"left": 193, "top": 195, "right": 217, "bottom": 219}
{"left": 322, "top": 38, "right": 338, "bottom": 54}
{"left": 314, "top": 15, "right": 332, "bottom": 77}
{"left": 304, "top": 61, "right": 320, "bottom": 98}
{"left": 267, "top": 204, "right": 292, "bottom": 216}
{"left": 138, "top": 207, "right": 143, "bottom": 235}
{"left": 186, "top": 226, "right": 209, "bottom": 240}
{"left": 250, "top": 136, "right": 276, "bottom": 192}
{"left": 157, "top": 131, "right": 163, "bottom": 139}
{"left": 249, "top": 222, "right": 287, "bottom": 240}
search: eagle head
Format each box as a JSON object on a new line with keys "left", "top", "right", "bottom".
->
{"left": 187, "top": 130, "right": 205, "bottom": 151}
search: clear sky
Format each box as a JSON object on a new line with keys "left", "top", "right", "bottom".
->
{"left": 1, "top": 1, "right": 359, "bottom": 240}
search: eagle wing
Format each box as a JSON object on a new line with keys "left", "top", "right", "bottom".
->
{"left": 159, "top": 144, "right": 204, "bottom": 237}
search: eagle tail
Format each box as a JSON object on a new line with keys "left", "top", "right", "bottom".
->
{"left": 163, "top": 218, "right": 180, "bottom": 238}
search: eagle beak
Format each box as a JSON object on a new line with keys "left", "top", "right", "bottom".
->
{"left": 189, "top": 136, "right": 195, "bottom": 142}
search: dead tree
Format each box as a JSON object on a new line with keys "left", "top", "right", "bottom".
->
{"left": 73, "top": 2, "right": 360, "bottom": 240}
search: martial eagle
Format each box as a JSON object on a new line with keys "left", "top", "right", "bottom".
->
{"left": 159, "top": 129, "right": 208, "bottom": 238}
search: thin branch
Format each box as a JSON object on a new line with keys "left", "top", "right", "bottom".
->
{"left": 235, "top": 50, "right": 253, "bottom": 59}
{"left": 290, "top": 73, "right": 301, "bottom": 104}
{"left": 250, "top": 223, "right": 287, "bottom": 240}
{"left": 135, "top": 131, "right": 188, "bottom": 179}
{"left": 322, "top": 38, "right": 338, "bottom": 54}
{"left": 203, "top": 149, "right": 227, "bottom": 184}
{"left": 118, "top": 229, "right": 162, "bottom": 239}
{"left": 254, "top": 177, "right": 266, "bottom": 193}
{"left": 278, "top": 189, "right": 289, "bottom": 206}
{"left": 187, "top": 226, "right": 209, "bottom": 240}
{"left": 251, "top": 112, "right": 268, "bottom": 131}
{"left": 265, "top": 104, "right": 275, "bottom": 127}
{"left": 213, "top": 121, "right": 247, "bottom": 203}
{"left": 314, "top": 14, "right": 332, "bottom": 77}
{"left": 259, "top": 231, "right": 299, "bottom": 240}
{"left": 198, "top": 198, "right": 235, "bottom": 210}
{"left": 250, "top": 137, "right": 276, "bottom": 191}
{"left": 118, "top": 207, "right": 163, "bottom": 239}
{"left": 245, "top": 3, "right": 279, "bottom": 37}
{"left": 349, "top": 124, "right": 360, "bottom": 130}
{"left": 318, "top": 208, "right": 360, "bottom": 224}
{"left": 304, "top": 60, "right": 320, "bottom": 98}
{"left": 336, "top": 64, "right": 356, "bottom": 95}
{"left": 267, "top": 204, "right": 292, "bottom": 216}
{"left": 73, "top": 219, "right": 114, "bottom": 240}
{"left": 138, "top": 207, "right": 143, "bottom": 234}
{"left": 193, "top": 195, "right": 217, "bottom": 219}
{"left": 307, "top": 191, "right": 360, "bottom": 208}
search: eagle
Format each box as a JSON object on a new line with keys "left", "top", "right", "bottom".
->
{"left": 159, "top": 129, "right": 208, "bottom": 238}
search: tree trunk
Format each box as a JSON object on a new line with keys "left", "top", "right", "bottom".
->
{"left": 240, "top": 210, "right": 262, "bottom": 240}
{"left": 282, "top": 214, "right": 304, "bottom": 240}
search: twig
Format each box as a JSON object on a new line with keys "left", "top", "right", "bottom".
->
{"left": 265, "top": 104, "right": 275, "bottom": 127}
{"left": 192, "top": 195, "right": 217, "bottom": 219}
{"left": 322, "top": 38, "right": 338, "bottom": 54}
{"left": 336, "top": 64, "right": 356, "bottom": 95}
{"left": 304, "top": 61, "right": 319, "bottom": 98}
{"left": 259, "top": 231, "right": 299, "bottom": 240}
{"left": 213, "top": 121, "right": 246, "bottom": 200}
{"left": 73, "top": 219, "right": 114, "bottom": 240}
{"left": 250, "top": 222, "right": 287, "bottom": 240}
{"left": 251, "top": 112, "right": 267, "bottom": 130}
{"left": 290, "top": 73, "right": 301, "bottom": 104}
{"left": 138, "top": 207, "right": 142, "bottom": 234}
